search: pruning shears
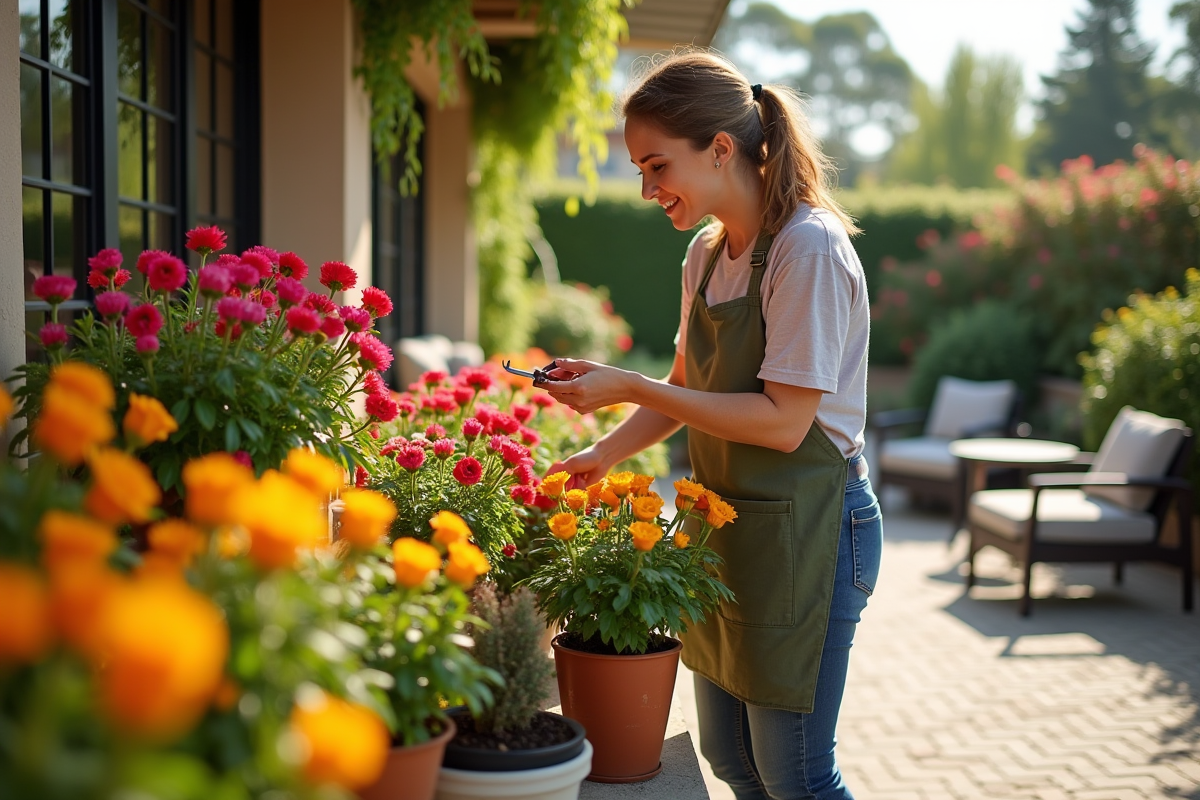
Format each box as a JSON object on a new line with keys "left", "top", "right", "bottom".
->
{"left": 502, "top": 359, "right": 570, "bottom": 384}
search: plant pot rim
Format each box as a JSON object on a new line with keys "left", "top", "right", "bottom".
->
{"left": 438, "top": 739, "right": 594, "bottom": 791}
{"left": 390, "top": 716, "right": 456, "bottom": 752}
{"left": 443, "top": 709, "right": 587, "bottom": 772}
{"left": 551, "top": 632, "right": 681, "bottom": 661}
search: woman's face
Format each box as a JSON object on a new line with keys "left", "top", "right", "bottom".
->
{"left": 625, "top": 118, "right": 723, "bottom": 231}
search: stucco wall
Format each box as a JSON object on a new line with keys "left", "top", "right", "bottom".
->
{"left": 0, "top": 3, "right": 26, "bottom": 410}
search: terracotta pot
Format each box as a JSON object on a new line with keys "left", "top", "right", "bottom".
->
{"left": 359, "top": 719, "right": 456, "bottom": 800}
{"left": 551, "top": 634, "right": 681, "bottom": 783}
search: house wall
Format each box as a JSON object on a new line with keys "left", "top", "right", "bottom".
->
{"left": 0, "top": 3, "right": 25, "bottom": 400}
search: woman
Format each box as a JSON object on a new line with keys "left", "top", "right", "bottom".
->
{"left": 542, "top": 51, "right": 882, "bottom": 800}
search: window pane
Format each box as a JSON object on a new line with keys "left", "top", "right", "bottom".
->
{"left": 216, "top": 61, "right": 233, "bottom": 139}
{"left": 22, "top": 187, "right": 45, "bottom": 291}
{"left": 147, "top": 17, "right": 173, "bottom": 110}
{"left": 216, "top": 143, "right": 233, "bottom": 218}
{"left": 50, "top": 76, "right": 76, "bottom": 184}
{"left": 196, "top": 136, "right": 212, "bottom": 215}
{"left": 147, "top": 115, "right": 174, "bottom": 206}
{"left": 20, "top": 64, "right": 43, "bottom": 179}
{"left": 194, "top": 0, "right": 211, "bottom": 47}
{"left": 48, "top": 0, "right": 80, "bottom": 72}
{"left": 148, "top": 210, "right": 174, "bottom": 252}
{"left": 119, "top": 204, "right": 144, "bottom": 265}
{"left": 19, "top": 0, "right": 41, "bottom": 59}
{"left": 51, "top": 191, "right": 78, "bottom": 279}
{"left": 195, "top": 50, "right": 211, "bottom": 131}
{"left": 118, "top": 1, "right": 142, "bottom": 99}
{"left": 118, "top": 102, "right": 144, "bottom": 199}
{"left": 215, "top": 0, "right": 233, "bottom": 59}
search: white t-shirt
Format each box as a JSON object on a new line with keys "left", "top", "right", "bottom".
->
{"left": 675, "top": 204, "right": 869, "bottom": 458}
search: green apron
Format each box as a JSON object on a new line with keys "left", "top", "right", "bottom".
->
{"left": 679, "top": 230, "right": 847, "bottom": 713}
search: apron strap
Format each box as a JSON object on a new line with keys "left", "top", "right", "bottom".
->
{"left": 746, "top": 230, "right": 774, "bottom": 299}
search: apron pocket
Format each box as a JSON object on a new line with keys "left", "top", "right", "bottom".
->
{"left": 709, "top": 497, "right": 795, "bottom": 628}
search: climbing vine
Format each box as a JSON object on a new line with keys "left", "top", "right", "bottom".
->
{"left": 353, "top": 0, "right": 632, "bottom": 353}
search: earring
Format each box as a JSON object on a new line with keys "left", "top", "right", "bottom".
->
{"left": 714, "top": 161, "right": 721, "bottom": 168}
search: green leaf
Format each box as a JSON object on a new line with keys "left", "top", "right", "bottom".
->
{"left": 156, "top": 454, "right": 181, "bottom": 494}
{"left": 224, "top": 421, "right": 241, "bottom": 452}
{"left": 194, "top": 398, "right": 217, "bottom": 430}
{"left": 613, "top": 584, "right": 632, "bottom": 613}
{"left": 170, "top": 397, "right": 191, "bottom": 425}
{"left": 237, "top": 417, "right": 264, "bottom": 441}
{"left": 215, "top": 368, "right": 237, "bottom": 398}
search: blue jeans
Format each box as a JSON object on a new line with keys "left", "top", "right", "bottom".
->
{"left": 695, "top": 458, "right": 883, "bottom": 800}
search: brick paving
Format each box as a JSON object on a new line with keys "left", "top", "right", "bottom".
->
{"left": 680, "top": 488, "right": 1200, "bottom": 800}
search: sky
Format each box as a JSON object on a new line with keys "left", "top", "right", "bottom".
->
{"left": 724, "top": 0, "right": 1189, "bottom": 147}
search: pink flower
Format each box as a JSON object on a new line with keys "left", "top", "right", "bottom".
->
{"left": 462, "top": 418, "right": 484, "bottom": 440}
{"left": 214, "top": 319, "right": 243, "bottom": 340}
{"left": 286, "top": 306, "right": 321, "bottom": 336}
{"left": 433, "top": 438, "right": 457, "bottom": 459}
{"left": 278, "top": 251, "right": 308, "bottom": 279}
{"left": 125, "top": 304, "right": 164, "bottom": 337}
{"left": 240, "top": 302, "right": 267, "bottom": 327}
{"left": 198, "top": 266, "right": 232, "bottom": 298}
{"left": 366, "top": 393, "right": 399, "bottom": 422}
{"left": 520, "top": 427, "right": 540, "bottom": 446}
{"left": 457, "top": 367, "right": 494, "bottom": 391}
{"left": 380, "top": 436, "right": 407, "bottom": 457}
{"left": 148, "top": 255, "right": 188, "bottom": 293}
{"left": 352, "top": 334, "right": 393, "bottom": 372}
{"left": 242, "top": 246, "right": 279, "bottom": 266}
{"left": 425, "top": 424, "right": 446, "bottom": 440}
{"left": 186, "top": 226, "right": 227, "bottom": 256}
{"left": 87, "top": 248, "right": 123, "bottom": 277}
{"left": 319, "top": 261, "right": 357, "bottom": 292}
{"left": 530, "top": 393, "right": 554, "bottom": 409}
{"left": 514, "top": 462, "right": 536, "bottom": 486}
{"left": 231, "top": 263, "right": 260, "bottom": 290}
{"left": 135, "top": 334, "right": 160, "bottom": 354}
{"left": 354, "top": 465, "right": 370, "bottom": 488}
{"left": 512, "top": 404, "right": 533, "bottom": 423}
{"left": 397, "top": 397, "right": 417, "bottom": 417}
{"left": 215, "top": 254, "right": 241, "bottom": 268}
{"left": 487, "top": 434, "right": 507, "bottom": 453}
{"left": 361, "top": 286, "right": 393, "bottom": 318}
{"left": 499, "top": 439, "right": 528, "bottom": 466}
{"left": 320, "top": 314, "right": 346, "bottom": 340}
{"left": 256, "top": 289, "right": 277, "bottom": 309}
{"left": 341, "top": 306, "right": 371, "bottom": 333}
{"left": 493, "top": 412, "right": 520, "bottom": 435}
{"left": 433, "top": 391, "right": 458, "bottom": 413}
{"left": 87, "top": 270, "right": 110, "bottom": 290}
{"left": 363, "top": 371, "right": 387, "bottom": 397}
{"left": 240, "top": 252, "right": 273, "bottom": 280}
{"left": 39, "top": 323, "right": 67, "bottom": 348}
{"left": 232, "top": 450, "right": 253, "bottom": 468}
{"left": 502, "top": 543, "right": 518, "bottom": 558}
{"left": 453, "top": 385, "right": 475, "bottom": 407}
{"left": 396, "top": 444, "right": 426, "bottom": 472}
{"left": 924, "top": 270, "right": 942, "bottom": 288}
{"left": 112, "top": 269, "right": 132, "bottom": 289}
{"left": 137, "top": 249, "right": 172, "bottom": 275}
{"left": 453, "top": 456, "right": 483, "bottom": 486}
{"left": 217, "top": 297, "right": 247, "bottom": 321}
{"left": 33, "top": 275, "right": 77, "bottom": 304}
{"left": 305, "top": 293, "right": 337, "bottom": 316}
{"left": 510, "top": 485, "right": 535, "bottom": 505}
{"left": 94, "top": 291, "right": 130, "bottom": 319}
{"left": 276, "top": 277, "right": 307, "bottom": 308}
{"left": 420, "top": 370, "right": 449, "bottom": 386}
{"left": 616, "top": 334, "right": 633, "bottom": 352}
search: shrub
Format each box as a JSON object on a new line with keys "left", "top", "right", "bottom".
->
{"left": 1080, "top": 270, "right": 1200, "bottom": 499}
{"left": 907, "top": 300, "right": 1041, "bottom": 411}
{"left": 468, "top": 584, "right": 554, "bottom": 735}
{"left": 530, "top": 281, "right": 632, "bottom": 363}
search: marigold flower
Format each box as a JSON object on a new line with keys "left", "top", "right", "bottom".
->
{"left": 39, "top": 322, "right": 67, "bottom": 349}
{"left": 185, "top": 225, "right": 227, "bottom": 256}
{"left": 548, "top": 512, "right": 578, "bottom": 541}
{"left": 182, "top": 452, "right": 254, "bottom": 526}
{"left": 0, "top": 385, "right": 12, "bottom": 426}
{"left": 598, "top": 484, "right": 622, "bottom": 510}
{"left": 92, "top": 575, "right": 228, "bottom": 740}
{"left": 392, "top": 537, "right": 441, "bottom": 588}
{"left": 33, "top": 274, "right": 78, "bottom": 304}
{"left": 361, "top": 286, "right": 393, "bottom": 318}
{"left": 541, "top": 471, "right": 571, "bottom": 499}
{"left": 596, "top": 518, "right": 611, "bottom": 531}
{"left": 706, "top": 497, "right": 738, "bottom": 529}
{"left": 630, "top": 474, "right": 655, "bottom": 496}
{"left": 215, "top": 526, "right": 248, "bottom": 558}
{"left": 338, "top": 489, "right": 397, "bottom": 549}
{"left": 606, "top": 472, "right": 634, "bottom": 497}
{"left": 278, "top": 251, "right": 308, "bottom": 279}
{"left": 34, "top": 385, "right": 117, "bottom": 465}
{"left": 444, "top": 540, "right": 490, "bottom": 587}
{"left": 233, "top": 471, "right": 327, "bottom": 570}
{"left": 319, "top": 261, "right": 358, "bottom": 292}
{"left": 673, "top": 530, "right": 691, "bottom": 549}
{"left": 84, "top": 448, "right": 162, "bottom": 525}
{"left": 123, "top": 393, "right": 178, "bottom": 447}
{"left": 0, "top": 562, "right": 52, "bottom": 663}
{"left": 291, "top": 689, "right": 390, "bottom": 791}
{"left": 147, "top": 255, "right": 188, "bottom": 293}
{"left": 94, "top": 291, "right": 130, "bottom": 320}
{"left": 283, "top": 448, "right": 344, "bottom": 498}
{"left": 429, "top": 510, "right": 472, "bottom": 546}
{"left": 564, "top": 489, "right": 589, "bottom": 512}
{"left": 125, "top": 303, "right": 164, "bottom": 337}
{"left": 51, "top": 361, "right": 116, "bottom": 410}
{"left": 629, "top": 521, "right": 663, "bottom": 552}
{"left": 39, "top": 509, "right": 118, "bottom": 572}
{"left": 674, "top": 477, "right": 706, "bottom": 500}
{"left": 586, "top": 482, "right": 605, "bottom": 507}
{"left": 631, "top": 493, "right": 665, "bottom": 522}
{"left": 147, "top": 519, "right": 207, "bottom": 567}
{"left": 47, "top": 561, "right": 121, "bottom": 654}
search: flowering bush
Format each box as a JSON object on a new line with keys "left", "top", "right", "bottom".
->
{"left": 524, "top": 472, "right": 735, "bottom": 655}
{"left": 530, "top": 281, "right": 633, "bottom": 363}
{"left": 10, "top": 227, "right": 397, "bottom": 496}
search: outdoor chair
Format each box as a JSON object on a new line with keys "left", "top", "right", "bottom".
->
{"left": 965, "top": 406, "right": 1194, "bottom": 616}
{"left": 872, "top": 376, "right": 1021, "bottom": 525}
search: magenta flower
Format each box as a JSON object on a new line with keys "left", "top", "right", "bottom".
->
{"left": 424, "top": 424, "right": 446, "bottom": 440}
{"left": 136, "top": 249, "right": 172, "bottom": 275}
{"left": 125, "top": 304, "right": 164, "bottom": 337}
{"left": 230, "top": 262, "right": 260, "bottom": 290}
{"left": 198, "top": 265, "right": 232, "bottom": 299}
{"left": 462, "top": 418, "right": 484, "bottom": 440}
{"left": 135, "top": 334, "right": 160, "bottom": 354}
{"left": 352, "top": 333, "right": 393, "bottom": 372}
{"left": 185, "top": 225, "right": 227, "bottom": 256}
{"left": 366, "top": 393, "right": 399, "bottom": 422}
{"left": 39, "top": 323, "right": 68, "bottom": 349}
{"left": 32, "top": 275, "right": 77, "bottom": 304}
{"left": 340, "top": 306, "right": 371, "bottom": 333}
{"left": 286, "top": 306, "right": 321, "bottom": 336}
{"left": 510, "top": 485, "right": 535, "bottom": 505}
{"left": 319, "top": 314, "right": 346, "bottom": 340}
{"left": 94, "top": 291, "right": 130, "bottom": 320}
{"left": 242, "top": 246, "right": 279, "bottom": 267}
{"left": 363, "top": 371, "right": 387, "bottom": 397}
{"left": 278, "top": 251, "right": 308, "bottom": 279}
{"left": 361, "top": 286, "right": 393, "bottom": 319}
{"left": 240, "top": 252, "right": 273, "bottom": 280}
{"left": 433, "top": 438, "right": 457, "bottom": 459}
{"left": 453, "top": 456, "right": 484, "bottom": 486}
{"left": 87, "top": 248, "right": 123, "bottom": 277}
{"left": 276, "top": 277, "right": 307, "bottom": 308}
{"left": 147, "top": 255, "right": 188, "bottom": 293}
{"left": 396, "top": 444, "right": 426, "bottom": 472}
{"left": 319, "top": 261, "right": 357, "bottom": 292}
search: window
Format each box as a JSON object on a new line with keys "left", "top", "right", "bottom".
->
{"left": 373, "top": 114, "right": 426, "bottom": 357}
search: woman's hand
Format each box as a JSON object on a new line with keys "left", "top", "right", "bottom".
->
{"left": 546, "top": 444, "right": 613, "bottom": 489}
{"left": 538, "top": 358, "right": 640, "bottom": 415}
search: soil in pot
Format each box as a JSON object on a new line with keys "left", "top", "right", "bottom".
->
{"left": 443, "top": 709, "right": 587, "bottom": 772}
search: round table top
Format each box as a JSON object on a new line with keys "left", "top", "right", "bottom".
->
{"left": 948, "top": 437, "right": 1080, "bottom": 464}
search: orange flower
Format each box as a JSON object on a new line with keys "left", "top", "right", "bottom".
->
{"left": 444, "top": 540, "right": 490, "bottom": 588}
{"left": 631, "top": 493, "right": 664, "bottom": 522}
{"left": 91, "top": 575, "right": 228, "bottom": 739}
{"left": 674, "top": 477, "right": 706, "bottom": 500}
{"left": 283, "top": 448, "right": 344, "bottom": 498}
{"left": 606, "top": 471, "right": 634, "bottom": 497}
{"left": 598, "top": 483, "right": 621, "bottom": 510}
{"left": 540, "top": 471, "right": 570, "bottom": 499}
{"left": 84, "top": 447, "right": 161, "bottom": 524}
{"left": 233, "top": 471, "right": 327, "bottom": 570}
{"left": 135, "top": 550, "right": 189, "bottom": 579}
{"left": 39, "top": 510, "right": 118, "bottom": 573}
{"left": 48, "top": 561, "right": 122, "bottom": 655}
{"left": 673, "top": 530, "right": 691, "bottom": 549}
{"left": 630, "top": 474, "right": 655, "bottom": 496}
{"left": 147, "top": 519, "right": 207, "bottom": 567}
{"left": 629, "top": 521, "right": 663, "bottom": 552}
{"left": 291, "top": 689, "right": 390, "bottom": 790}
{"left": 215, "top": 526, "right": 247, "bottom": 559}
{"left": 182, "top": 452, "right": 253, "bottom": 526}
{"left": 0, "top": 562, "right": 52, "bottom": 663}
{"left": 596, "top": 519, "right": 611, "bottom": 531}
{"left": 392, "top": 538, "right": 441, "bottom": 588}
{"left": 548, "top": 512, "right": 577, "bottom": 541}
{"left": 0, "top": 385, "right": 13, "bottom": 427}
{"left": 122, "top": 393, "right": 178, "bottom": 447}
{"left": 338, "top": 489, "right": 397, "bottom": 549}
{"left": 429, "top": 510, "right": 471, "bottom": 547}
{"left": 33, "top": 384, "right": 116, "bottom": 465}
{"left": 50, "top": 362, "right": 115, "bottom": 410}
{"left": 564, "top": 489, "right": 589, "bottom": 512}
{"left": 706, "top": 497, "right": 737, "bottom": 529}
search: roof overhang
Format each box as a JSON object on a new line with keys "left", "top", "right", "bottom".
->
{"left": 473, "top": 0, "right": 731, "bottom": 48}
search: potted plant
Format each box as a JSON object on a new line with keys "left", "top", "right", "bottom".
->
{"left": 524, "top": 473, "right": 736, "bottom": 782}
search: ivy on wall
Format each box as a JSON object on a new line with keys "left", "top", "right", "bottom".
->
{"left": 352, "top": 0, "right": 632, "bottom": 354}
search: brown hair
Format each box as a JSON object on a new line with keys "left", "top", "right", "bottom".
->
{"left": 620, "top": 49, "right": 860, "bottom": 238}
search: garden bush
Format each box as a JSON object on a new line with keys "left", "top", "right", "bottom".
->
{"left": 530, "top": 280, "right": 633, "bottom": 362}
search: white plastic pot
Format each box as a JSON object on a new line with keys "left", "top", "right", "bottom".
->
{"left": 435, "top": 739, "right": 593, "bottom": 800}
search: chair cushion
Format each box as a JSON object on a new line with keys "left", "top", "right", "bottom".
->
{"left": 969, "top": 488, "right": 1157, "bottom": 544}
{"left": 1084, "top": 406, "right": 1187, "bottom": 511}
{"left": 879, "top": 436, "right": 957, "bottom": 480}
{"left": 926, "top": 377, "right": 1016, "bottom": 439}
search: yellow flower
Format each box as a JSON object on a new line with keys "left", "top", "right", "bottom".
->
{"left": 215, "top": 526, "right": 247, "bottom": 559}
{"left": 540, "top": 471, "right": 571, "bottom": 499}
{"left": 392, "top": 538, "right": 441, "bottom": 588}
{"left": 673, "top": 531, "right": 691, "bottom": 549}
{"left": 548, "top": 512, "right": 578, "bottom": 541}
{"left": 0, "top": 385, "right": 12, "bottom": 428}
{"left": 233, "top": 471, "right": 327, "bottom": 570}
{"left": 33, "top": 384, "right": 116, "bottom": 465}
{"left": 147, "top": 519, "right": 207, "bottom": 567}
{"left": 630, "top": 474, "right": 655, "bottom": 496}
{"left": 564, "top": 489, "right": 589, "bottom": 512}
{"left": 606, "top": 471, "right": 634, "bottom": 497}
{"left": 122, "top": 393, "right": 178, "bottom": 447}
{"left": 291, "top": 689, "right": 390, "bottom": 791}
{"left": 706, "top": 497, "right": 738, "bottom": 529}
{"left": 674, "top": 477, "right": 706, "bottom": 500}
{"left": 182, "top": 453, "right": 254, "bottom": 526}
{"left": 0, "top": 562, "right": 52, "bottom": 663}
{"left": 338, "top": 489, "right": 397, "bottom": 549}
{"left": 429, "top": 510, "right": 472, "bottom": 547}
{"left": 50, "top": 362, "right": 115, "bottom": 410}
{"left": 631, "top": 493, "right": 664, "bottom": 522}
{"left": 444, "top": 540, "right": 490, "bottom": 588}
{"left": 629, "top": 521, "right": 663, "bottom": 552}
{"left": 283, "top": 448, "right": 345, "bottom": 498}
{"left": 84, "top": 448, "right": 161, "bottom": 525}
{"left": 92, "top": 575, "right": 228, "bottom": 740}
{"left": 47, "top": 561, "right": 121, "bottom": 656}
{"left": 39, "top": 510, "right": 118, "bottom": 573}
